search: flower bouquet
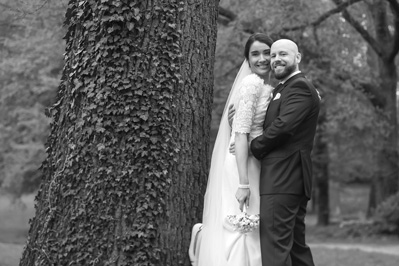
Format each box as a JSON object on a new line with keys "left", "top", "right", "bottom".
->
{"left": 224, "top": 211, "right": 260, "bottom": 234}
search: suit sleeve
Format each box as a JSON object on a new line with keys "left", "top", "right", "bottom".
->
{"left": 251, "top": 83, "right": 313, "bottom": 159}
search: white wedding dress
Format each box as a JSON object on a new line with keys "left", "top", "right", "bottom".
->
{"left": 190, "top": 62, "right": 274, "bottom": 266}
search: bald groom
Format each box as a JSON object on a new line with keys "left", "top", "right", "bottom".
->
{"left": 251, "top": 39, "right": 320, "bottom": 266}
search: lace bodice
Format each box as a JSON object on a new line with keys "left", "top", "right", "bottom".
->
{"left": 231, "top": 74, "right": 274, "bottom": 142}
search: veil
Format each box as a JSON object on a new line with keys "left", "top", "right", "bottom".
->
{"left": 195, "top": 60, "right": 252, "bottom": 266}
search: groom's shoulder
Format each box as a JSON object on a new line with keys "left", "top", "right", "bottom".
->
{"left": 287, "top": 74, "right": 315, "bottom": 91}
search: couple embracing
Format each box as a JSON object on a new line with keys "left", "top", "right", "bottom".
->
{"left": 189, "top": 33, "right": 320, "bottom": 266}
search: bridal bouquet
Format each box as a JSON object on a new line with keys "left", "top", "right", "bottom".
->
{"left": 224, "top": 212, "right": 260, "bottom": 234}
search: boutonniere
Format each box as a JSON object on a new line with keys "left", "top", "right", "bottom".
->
{"left": 273, "top": 93, "right": 281, "bottom": 101}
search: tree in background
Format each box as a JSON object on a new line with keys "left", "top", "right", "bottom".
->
{"left": 294, "top": 0, "right": 399, "bottom": 212}
{"left": 20, "top": 0, "right": 219, "bottom": 265}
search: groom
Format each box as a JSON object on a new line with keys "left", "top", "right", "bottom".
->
{"left": 250, "top": 39, "right": 319, "bottom": 266}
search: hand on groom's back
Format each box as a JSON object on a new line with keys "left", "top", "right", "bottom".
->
{"left": 228, "top": 104, "right": 235, "bottom": 127}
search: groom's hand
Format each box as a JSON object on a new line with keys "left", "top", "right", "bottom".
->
{"left": 235, "top": 188, "right": 250, "bottom": 212}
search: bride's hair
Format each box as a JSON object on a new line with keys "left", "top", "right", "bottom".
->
{"left": 243, "top": 33, "right": 274, "bottom": 61}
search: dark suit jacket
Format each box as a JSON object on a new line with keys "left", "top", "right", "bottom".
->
{"left": 250, "top": 73, "right": 320, "bottom": 199}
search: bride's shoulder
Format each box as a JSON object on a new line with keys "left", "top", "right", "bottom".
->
{"left": 238, "top": 74, "right": 262, "bottom": 96}
{"left": 241, "top": 73, "right": 263, "bottom": 86}
{"left": 263, "top": 83, "right": 275, "bottom": 93}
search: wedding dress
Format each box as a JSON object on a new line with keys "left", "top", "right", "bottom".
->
{"left": 190, "top": 62, "right": 274, "bottom": 266}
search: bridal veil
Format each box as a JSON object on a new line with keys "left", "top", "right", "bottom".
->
{"left": 195, "top": 61, "right": 252, "bottom": 266}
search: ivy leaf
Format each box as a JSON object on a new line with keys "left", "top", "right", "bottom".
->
{"left": 97, "top": 144, "right": 105, "bottom": 151}
{"left": 140, "top": 113, "right": 148, "bottom": 121}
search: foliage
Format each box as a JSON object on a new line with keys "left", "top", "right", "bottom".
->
{"left": 0, "top": 0, "right": 67, "bottom": 196}
{"left": 373, "top": 192, "right": 399, "bottom": 235}
{"left": 325, "top": 191, "right": 399, "bottom": 237}
{"left": 326, "top": 83, "right": 389, "bottom": 183}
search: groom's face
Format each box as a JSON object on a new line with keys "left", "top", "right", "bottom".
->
{"left": 270, "top": 40, "right": 301, "bottom": 80}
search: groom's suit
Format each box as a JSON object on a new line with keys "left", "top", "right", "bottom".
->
{"left": 251, "top": 72, "right": 319, "bottom": 266}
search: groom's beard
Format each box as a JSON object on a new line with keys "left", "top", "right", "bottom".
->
{"left": 273, "top": 63, "right": 296, "bottom": 80}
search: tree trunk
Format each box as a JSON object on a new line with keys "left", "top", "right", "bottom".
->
{"left": 20, "top": 0, "right": 219, "bottom": 265}
{"left": 297, "top": 41, "right": 331, "bottom": 226}
{"left": 369, "top": 57, "right": 399, "bottom": 211}
{"left": 314, "top": 107, "right": 330, "bottom": 226}
{"left": 366, "top": 0, "right": 399, "bottom": 211}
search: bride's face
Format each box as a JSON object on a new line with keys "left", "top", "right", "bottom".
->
{"left": 248, "top": 41, "right": 271, "bottom": 79}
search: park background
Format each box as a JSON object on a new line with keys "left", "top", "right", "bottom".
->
{"left": 0, "top": 0, "right": 399, "bottom": 265}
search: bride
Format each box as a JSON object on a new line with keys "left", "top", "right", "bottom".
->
{"left": 189, "top": 33, "right": 276, "bottom": 266}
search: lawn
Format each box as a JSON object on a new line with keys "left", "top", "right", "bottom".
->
{"left": 311, "top": 246, "right": 399, "bottom": 266}
{"left": 306, "top": 214, "right": 399, "bottom": 266}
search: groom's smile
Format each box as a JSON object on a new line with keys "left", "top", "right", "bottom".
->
{"left": 273, "top": 63, "right": 285, "bottom": 73}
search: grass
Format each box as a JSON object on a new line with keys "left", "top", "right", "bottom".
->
{"left": 311, "top": 246, "right": 399, "bottom": 266}
{"left": 306, "top": 214, "right": 399, "bottom": 266}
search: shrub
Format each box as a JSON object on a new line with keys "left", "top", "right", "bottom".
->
{"left": 373, "top": 192, "right": 399, "bottom": 235}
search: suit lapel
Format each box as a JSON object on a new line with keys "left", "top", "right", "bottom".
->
{"left": 264, "top": 73, "right": 306, "bottom": 129}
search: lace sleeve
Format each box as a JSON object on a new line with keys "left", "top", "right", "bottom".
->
{"left": 232, "top": 74, "right": 262, "bottom": 134}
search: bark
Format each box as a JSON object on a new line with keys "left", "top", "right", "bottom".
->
{"left": 298, "top": 42, "right": 331, "bottom": 225}
{"left": 20, "top": 0, "right": 219, "bottom": 265}
{"left": 366, "top": 0, "right": 399, "bottom": 210}
{"left": 313, "top": 107, "right": 330, "bottom": 226}
{"left": 368, "top": 56, "right": 399, "bottom": 211}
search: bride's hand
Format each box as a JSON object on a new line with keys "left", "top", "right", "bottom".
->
{"left": 235, "top": 188, "right": 250, "bottom": 212}
{"left": 229, "top": 142, "right": 235, "bottom": 155}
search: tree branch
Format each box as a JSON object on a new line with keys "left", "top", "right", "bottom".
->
{"left": 331, "top": 0, "right": 384, "bottom": 58}
{"left": 283, "top": 0, "right": 364, "bottom": 31}
{"left": 0, "top": 2, "right": 13, "bottom": 10}
{"left": 387, "top": 0, "right": 399, "bottom": 61}
{"left": 218, "top": 6, "right": 236, "bottom": 24}
{"left": 0, "top": 0, "right": 51, "bottom": 16}
{"left": 335, "top": 71, "right": 386, "bottom": 108}
{"left": 355, "top": 82, "right": 386, "bottom": 108}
